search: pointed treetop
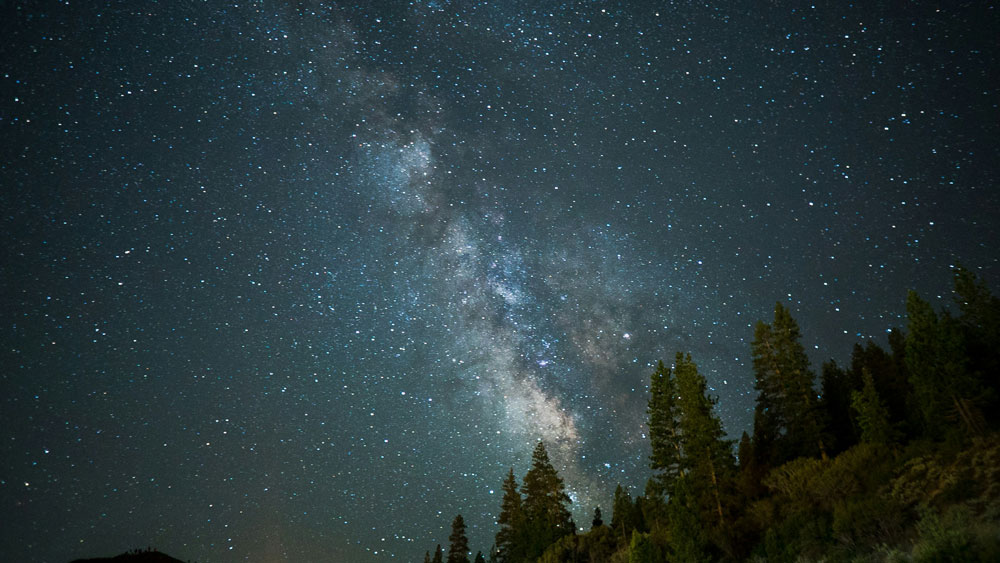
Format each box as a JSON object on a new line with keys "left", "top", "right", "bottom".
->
{"left": 447, "top": 514, "right": 470, "bottom": 563}
{"left": 648, "top": 358, "right": 683, "bottom": 497}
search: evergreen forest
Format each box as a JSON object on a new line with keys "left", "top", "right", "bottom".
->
{"left": 423, "top": 266, "right": 1000, "bottom": 562}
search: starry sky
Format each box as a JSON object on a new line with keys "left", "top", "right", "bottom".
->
{"left": 2, "top": 1, "right": 998, "bottom": 561}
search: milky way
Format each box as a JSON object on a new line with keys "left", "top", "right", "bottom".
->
{"left": 2, "top": 2, "right": 998, "bottom": 561}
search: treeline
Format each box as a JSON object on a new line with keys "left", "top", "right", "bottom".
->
{"left": 422, "top": 514, "right": 487, "bottom": 563}
{"left": 424, "top": 266, "right": 1000, "bottom": 562}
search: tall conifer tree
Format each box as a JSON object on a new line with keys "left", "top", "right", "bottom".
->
{"left": 647, "top": 359, "right": 683, "bottom": 498}
{"left": 448, "top": 514, "right": 470, "bottom": 563}
{"left": 849, "top": 341, "right": 910, "bottom": 436}
{"left": 851, "top": 369, "right": 899, "bottom": 444}
{"left": 905, "top": 290, "right": 984, "bottom": 436}
{"left": 819, "top": 360, "right": 858, "bottom": 453}
{"left": 521, "top": 442, "right": 574, "bottom": 560}
{"left": 673, "top": 352, "right": 735, "bottom": 527}
{"left": 751, "top": 302, "right": 828, "bottom": 464}
{"left": 952, "top": 266, "right": 1000, "bottom": 425}
{"left": 611, "top": 484, "right": 635, "bottom": 542}
{"left": 495, "top": 468, "right": 526, "bottom": 563}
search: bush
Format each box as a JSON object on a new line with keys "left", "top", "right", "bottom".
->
{"left": 911, "top": 507, "right": 975, "bottom": 562}
{"left": 909, "top": 505, "right": 1000, "bottom": 563}
{"left": 831, "top": 494, "right": 906, "bottom": 550}
{"left": 756, "top": 512, "right": 833, "bottom": 563}
{"left": 891, "top": 435, "right": 1000, "bottom": 514}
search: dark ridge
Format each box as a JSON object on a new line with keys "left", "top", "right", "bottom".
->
{"left": 69, "top": 550, "right": 187, "bottom": 563}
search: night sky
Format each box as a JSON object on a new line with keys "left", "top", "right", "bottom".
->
{"left": 2, "top": 1, "right": 998, "bottom": 562}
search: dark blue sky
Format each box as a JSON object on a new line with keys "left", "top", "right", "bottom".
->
{"left": 2, "top": 1, "right": 997, "bottom": 561}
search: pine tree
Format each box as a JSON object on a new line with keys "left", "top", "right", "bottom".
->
{"left": 905, "top": 290, "right": 984, "bottom": 437}
{"left": 432, "top": 544, "right": 444, "bottom": 563}
{"left": 888, "top": 327, "right": 919, "bottom": 437}
{"left": 630, "top": 495, "right": 647, "bottom": 535}
{"left": 905, "top": 290, "right": 943, "bottom": 436}
{"left": 628, "top": 530, "right": 656, "bottom": 563}
{"left": 851, "top": 369, "right": 899, "bottom": 444}
{"left": 673, "top": 352, "right": 735, "bottom": 528}
{"left": 473, "top": 552, "right": 486, "bottom": 563}
{"left": 735, "top": 430, "right": 766, "bottom": 501}
{"left": 611, "top": 484, "right": 634, "bottom": 542}
{"left": 592, "top": 506, "right": 603, "bottom": 528}
{"left": 736, "top": 431, "right": 752, "bottom": 468}
{"left": 448, "top": 514, "right": 470, "bottom": 563}
{"left": 495, "top": 468, "right": 526, "bottom": 563}
{"left": 641, "top": 477, "right": 667, "bottom": 526}
{"left": 819, "top": 360, "right": 859, "bottom": 453}
{"left": 850, "top": 341, "right": 910, "bottom": 433}
{"left": 953, "top": 265, "right": 1000, "bottom": 347}
{"left": 665, "top": 476, "right": 710, "bottom": 562}
{"left": 424, "top": 551, "right": 432, "bottom": 563}
{"left": 521, "top": 442, "right": 574, "bottom": 560}
{"left": 647, "top": 359, "right": 683, "bottom": 498}
{"left": 952, "top": 266, "right": 1000, "bottom": 425}
{"left": 751, "top": 302, "right": 828, "bottom": 464}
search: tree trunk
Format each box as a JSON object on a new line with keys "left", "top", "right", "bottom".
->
{"left": 706, "top": 447, "right": 725, "bottom": 527}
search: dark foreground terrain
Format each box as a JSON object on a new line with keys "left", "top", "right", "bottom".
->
{"left": 71, "top": 550, "right": 186, "bottom": 563}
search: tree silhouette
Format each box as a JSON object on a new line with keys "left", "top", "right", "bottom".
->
{"left": 592, "top": 506, "right": 603, "bottom": 529}
{"left": 647, "top": 360, "right": 683, "bottom": 498}
{"left": 521, "top": 441, "right": 574, "bottom": 560}
{"left": 752, "top": 302, "right": 828, "bottom": 465}
{"left": 674, "top": 352, "right": 735, "bottom": 528}
{"left": 851, "top": 369, "right": 899, "bottom": 444}
{"left": 494, "top": 468, "right": 526, "bottom": 563}
{"left": 447, "top": 514, "right": 470, "bottom": 563}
